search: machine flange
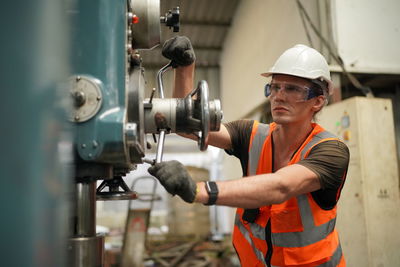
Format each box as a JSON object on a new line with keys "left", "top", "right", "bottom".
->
{"left": 69, "top": 75, "right": 103, "bottom": 123}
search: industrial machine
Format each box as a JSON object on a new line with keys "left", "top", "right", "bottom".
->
{"left": 68, "top": 0, "right": 222, "bottom": 266}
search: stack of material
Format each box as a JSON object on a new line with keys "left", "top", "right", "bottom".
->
{"left": 167, "top": 166, "right": 210, "bottom": 240}
{"left": 146, "top": 239, "right": 238, "bottom": 267}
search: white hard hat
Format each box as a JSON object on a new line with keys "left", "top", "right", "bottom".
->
{"left": 261, "top": 44, "right": 333, "bottom": 95}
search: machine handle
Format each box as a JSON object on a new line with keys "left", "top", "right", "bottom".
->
{"left": 154, "top": 62, "right": 173, "bottom": 163}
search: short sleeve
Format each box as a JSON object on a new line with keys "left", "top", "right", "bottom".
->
{"left": 298, "top": 140, "right": 349, "bottom": 190}
{"left": 223, "top": 120, "right": 254, "bottom": 176}
{"left": 297, "top": 140, "right": 350, "bottom": 209}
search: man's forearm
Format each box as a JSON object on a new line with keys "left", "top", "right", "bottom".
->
{"left": 173, "top": 63, "right": 195, "bottom": 98}
{"left": 194, "top": 174, "right": 287, "bottom": 209}
{"left": 194, "top": 164, "right": 322, "bottom": 208}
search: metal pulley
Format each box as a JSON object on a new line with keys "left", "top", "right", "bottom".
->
{"left": 143, "top": 94, "right": 222, "bottom": 142}
{"left": 142, "top": 63, "right": 223, "bottom": 164}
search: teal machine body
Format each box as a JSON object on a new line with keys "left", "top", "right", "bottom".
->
{"left": 70, "top": 0, "right": 138, "bottom": 169}
{"left": 68, "top": 1, "right": 147, "bottom": 265}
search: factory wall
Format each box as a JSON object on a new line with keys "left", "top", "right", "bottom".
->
{"left": 220, "top": 0, "right": 400, "bottom": 121}
{"left": 220, "top": 0, "right": 323, "bottom": 122}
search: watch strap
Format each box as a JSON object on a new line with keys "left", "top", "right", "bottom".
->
{"left": 204, "top": 181, "right": 218, "bottom": 206}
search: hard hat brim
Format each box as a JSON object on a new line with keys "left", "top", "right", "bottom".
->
{"left": 260, "top": 72, "right": 272, "bottom": 77}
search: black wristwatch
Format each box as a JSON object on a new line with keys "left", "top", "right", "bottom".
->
{"left": 204, "top": 181, "right": 219, "bottom": 206}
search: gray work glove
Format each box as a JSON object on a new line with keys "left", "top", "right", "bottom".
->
{"left": 148, "top": 160, "right": 197, "bottom": 203}
{"left": 162, "top": 36, "right": 196, "bottom": 68}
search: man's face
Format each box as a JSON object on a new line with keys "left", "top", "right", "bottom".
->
{"left": 269, "top": 74, "right": 319, "bottom": 125}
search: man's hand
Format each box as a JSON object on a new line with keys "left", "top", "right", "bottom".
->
{"left": 162, "top": 36, "right": 196, "bottom": 68}
{"left": 148, "top": 160, "right": 197, "bottom": 203}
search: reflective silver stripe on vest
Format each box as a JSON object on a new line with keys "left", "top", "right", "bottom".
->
{"left": 235, "top": 214, "right": 267, "bottom": 266}
{"left": 271, "top": 194, "right": 336, "bottom": 247}
{"left": 249, "top": 123, "right": 270, "bottom": 176}
{"left": 300, "top": 131, "right": 337, "bottom": 159}
{"left": 270, "top": 242, "right": 342, "bottom": 267}
{"left": 318, "top": 242, "right": 343, "bottom": 267}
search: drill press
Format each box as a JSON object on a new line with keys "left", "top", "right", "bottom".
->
{"left": 68, "top": 0, "right": 222, "bottom": 266}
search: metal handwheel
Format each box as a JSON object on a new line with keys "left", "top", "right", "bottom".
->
{"left": 190, "top": 80, "right": 210, "bottom": 151}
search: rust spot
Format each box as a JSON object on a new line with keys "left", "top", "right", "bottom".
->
{"left": 154, "top": 112, "right": 170, "bottom": 130}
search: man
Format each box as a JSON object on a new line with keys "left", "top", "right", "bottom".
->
{"left": 149, "top": 36, "right": 349, "bottom": 267}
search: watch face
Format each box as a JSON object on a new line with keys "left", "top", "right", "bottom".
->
{"left": 206, "top": 181, "right": 218, "bottom": 193}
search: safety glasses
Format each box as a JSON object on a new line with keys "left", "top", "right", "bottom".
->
{"left": 264, "top": 82, "right": 321, "bottom": 102}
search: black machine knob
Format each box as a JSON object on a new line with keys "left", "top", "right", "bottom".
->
{"left": 160, "top": 7, "right": 180, "bottom": 32}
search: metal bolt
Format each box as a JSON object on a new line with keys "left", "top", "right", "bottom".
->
{"left": 76, "top": 76, "right": 81, "bottom": 82}
{"left": 92, "top": 141, "right": 98, "bottom": 148}
{"left": 127, "top": 12, "right": 133, "bottom": 24}
{"left": 81, "top": 144, "right": 86, "bottom": 149}
{"left": 73, "top": 91, "right": 86, "bottom": 107}
{"left": 96, "top": 96, "right": 101, "bottom": 101}
{"left": 126, "top": 44, "right": 132, "bottom": 54}
{"left": 74, "top": 116, "right": 80, "bottom": 121}
{"left": 88, "top": 153, "right": 92, "bottom": 158}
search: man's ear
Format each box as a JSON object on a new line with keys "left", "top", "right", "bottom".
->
{"left": 311, "top": 96, "right": 325, "bottom": 113}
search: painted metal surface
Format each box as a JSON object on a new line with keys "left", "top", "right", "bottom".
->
{"left": 0, "top": 1, "right": 71, "bottom": 266}
{"left": 69, "top": 0, "right": 130, "bottom": 166}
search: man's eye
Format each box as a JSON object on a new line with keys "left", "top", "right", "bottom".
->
{"left": 286, "top": 85, "right": 302, "bottom": 92}
{"left": 271, "top": 85, "right": 280, "bottom": 91}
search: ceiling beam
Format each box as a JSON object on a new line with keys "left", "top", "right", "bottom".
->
{"left": 180, "top": 19, "right": 231, "bottom": 27}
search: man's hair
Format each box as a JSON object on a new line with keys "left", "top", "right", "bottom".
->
{"left": 310, "top": 79, "right": 329, "bottom": 97}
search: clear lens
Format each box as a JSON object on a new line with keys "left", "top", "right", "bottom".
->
{"left": 265, "top": 82, "right": 316, "bottom": 102}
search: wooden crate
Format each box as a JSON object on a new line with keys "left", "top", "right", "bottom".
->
{"left": 168, "top": 166, "right": 210, "bottom": 240}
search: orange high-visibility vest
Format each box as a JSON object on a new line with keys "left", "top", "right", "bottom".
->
{"left": 232, "top": 121, "right": 346, "bottom": 267}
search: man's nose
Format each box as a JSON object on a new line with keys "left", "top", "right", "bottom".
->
{"left": 273, "top": 87, "right": 286, "bottom": 100}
